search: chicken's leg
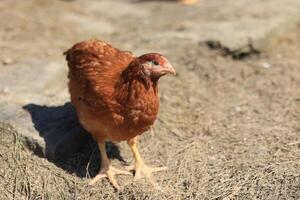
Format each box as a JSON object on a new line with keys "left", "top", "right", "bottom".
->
{"left": 127, "top": 137, "right": 167, "bottom": 184}
{"left": 89, "top": 142, "right": 131, "bottom": 190}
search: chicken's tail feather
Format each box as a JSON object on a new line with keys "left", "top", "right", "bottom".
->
{"left": 63, "top": 49, "right": 71, "bottom": 61}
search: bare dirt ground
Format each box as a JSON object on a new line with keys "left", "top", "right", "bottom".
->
{"left": 1, "top": 0, "right": 300, "bottom": 199}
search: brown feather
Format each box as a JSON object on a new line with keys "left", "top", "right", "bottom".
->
{"left": 65, "top": 39, "right": 160, "bottom": 142}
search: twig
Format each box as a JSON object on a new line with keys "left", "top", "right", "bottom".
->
{"left": 86, "top": 146, "right": 97, "bottom": 179}
{"left": 288, "top": 141, "right": 300, "bottom": 146}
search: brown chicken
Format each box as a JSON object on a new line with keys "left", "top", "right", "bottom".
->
{"left": 64, "top": 39, "right": 176, "bottom": 190}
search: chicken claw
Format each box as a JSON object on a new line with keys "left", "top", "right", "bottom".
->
{"left": 127, "top": 137, "right": 167, "bottom": 187}
{"left": 89, "top": 166, "right": 131, "bottom": 190}
{"left": 89, "top": 142, "right": 131, "bottom": 190}
{"left": 126, "top": 164, "right": 167, "bottom": 181}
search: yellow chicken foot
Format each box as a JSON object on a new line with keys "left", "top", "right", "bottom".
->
{"left": 127, "top": 137, "right": 167, "bottom": 185}
{"left": 89, "top": 142, "right": 131, "bottom": 190}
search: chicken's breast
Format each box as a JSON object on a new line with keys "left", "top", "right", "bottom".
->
{"left": 65, "top": 40, "right": 134, "bottom": 109}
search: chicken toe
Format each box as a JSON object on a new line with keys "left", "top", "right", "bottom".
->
{"left": 126, "top": 164, "right": 167, "bottom": 181}
{"left": 89, "top": 165, "right": 131, "bottom": 190}
{"left": 89, "top": 142, "right": 131, "bottom": 190}
{"left": 127, "top": 137, "right": 167, "bottom": 185}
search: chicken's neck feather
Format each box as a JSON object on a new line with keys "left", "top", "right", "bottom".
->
{"left": 115, "top": 66, "right": 158, "bottom": 104}
{"left": 111, "top": 66, "right": 160, "bottom": 131}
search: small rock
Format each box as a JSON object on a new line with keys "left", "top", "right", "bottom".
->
{"left": 175, "top": 22, "right": 191, "bottom": 31}
{"left": 235, "top": 106, "right": 241, "bottom": 112}
{"left": 2, "top": 58, "right": 14, "bottom": 65}
{"left": 0, "top": 88, "right": 9, "bottom": 94}
{"left": 261, "top": 62, "right": 271, "bottom": 69}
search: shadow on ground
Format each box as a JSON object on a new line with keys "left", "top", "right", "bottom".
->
{"left": 23, "top": 102, "right": 127, "bottom": 178}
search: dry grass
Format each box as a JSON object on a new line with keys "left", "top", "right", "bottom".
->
{"left": 1, "top": 100, "right": 300, "bottom": 200}
{"left": 1, "top": 0, "right": 300, "bottom": 199}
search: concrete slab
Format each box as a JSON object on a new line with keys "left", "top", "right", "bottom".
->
{"left": 120, "top": 0, "right": 300, "bottom": 53}
{"left": 0, "top": 61, "right": 91, "bottom": 160}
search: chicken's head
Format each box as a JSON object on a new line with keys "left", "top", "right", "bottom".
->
{"left": 131, "top": 53, "right": 176, "bottom": 80}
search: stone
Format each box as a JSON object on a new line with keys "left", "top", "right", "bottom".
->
{"left": 2, "top": 58, "right": 13, "bottom": 65}
{"left": 0, "top": 102, "right": 92, "bottom": 160}
{"left": 0, "top": 60, "right": 91, "bottom": 160}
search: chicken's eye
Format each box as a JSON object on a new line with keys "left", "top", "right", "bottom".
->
{"left": 152, "top": 60, "right": 159, "bottom": 66}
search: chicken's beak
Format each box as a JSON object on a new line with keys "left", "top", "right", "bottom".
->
{"left": 163, "top": 63, "right": 176, "bottom": 75}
